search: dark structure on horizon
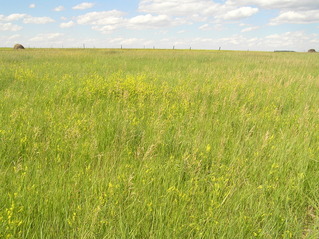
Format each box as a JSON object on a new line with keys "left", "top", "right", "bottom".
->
{"left": 13, "top": 44, "right": 25, "bottom": 49}
{"left": 274, "top": 50, "right": 295, "bottom": 52}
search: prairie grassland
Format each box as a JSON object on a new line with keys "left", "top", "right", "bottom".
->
{"left": 1, "top": 49, "right": 319, "bottom": 238}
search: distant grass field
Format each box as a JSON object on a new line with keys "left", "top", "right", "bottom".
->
{"left": 1, "top": 48, "right": 319, "bottom": 238}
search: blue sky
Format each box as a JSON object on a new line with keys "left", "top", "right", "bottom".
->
{"left": 1, "top": 0, "right": 319, "bottom": 51}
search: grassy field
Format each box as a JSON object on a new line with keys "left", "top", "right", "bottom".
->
{"left": 1, "top": 48, "right": 319, "bottom": 238}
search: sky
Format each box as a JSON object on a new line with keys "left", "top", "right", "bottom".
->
{"left": 0, "top": 0, "right": 319, "bottom": 51}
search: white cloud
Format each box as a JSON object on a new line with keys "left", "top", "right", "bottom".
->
{"left": 223, "top": 7, "right": 259, "bottom": 20}
{"left": 23, "top": 16, "right": 55, "bottom": 24}
{"left": 128, "top": 14, "right": 176, "bottom": 29}
{"left": 76, "top": 10, "right": 126, "bottom": 33}
{"left": 213, "top": 24, "right": 224, "bottom": 31}
{"left": 228, "top": 0, "right": 319, "bottom": 11}
{"left": 4, "top": 14, "right": 27, "bottom": 21}
{"left": 0, "top": 13, "right": 55, "bottom": 24}
{"left": 0, "top": 34, "right": 22, "bottom": 47}
{"left": 92, "top": 25, "right": 119, "bottom": 34}
{"left": 241, "top": 26, "right": 260, "bottom": 32}
{"left": 73, "top": 2, "right": 95, "bottom": 10}
{"left": 8, "top": 34, "right": 20, "bottom": 40}
{"left": 29, "top": 4, "right": 36, "bottom": 8}
{"left": 30, "top": 33, "right": 64, "bottom": 42}
{"left": 263, "top": 31, "right": 319, "bottom": 50}
{"left": 54, "top": 6, "right": 65, "bottom": 12}
{"left": 60, "top": 21, "right": 75, "bottom": 28}
{"left": 13, "top": 30, "right": 318, "bottom": 51}
{"left": 107, "top": 37, "right": 154, "bottom": 48}
{"left": 199, "top": 24, "right": 211, "bottom": 30}
{"left": 0, "top": 23, "right": 22, "bottom": 31}
{"left": 138, "top": 0, "right": 221, "bottom": 17}
{"left": 138, "top": 0, "right": 258, "bottom": 21}
{"left": 109, "top": 37, "right": 140, "bottom": 45}
{"left": 76, "top": 10, "right": 183, "bottom": 33}
{"left": 26, "top": 33, "right": 69, "bottom": 48}
{"left": 228, "top": 0, "right": 319, "bottom": 25}
{"left": 148, "top": 31, "right": 318, "bottom": 51}
{"left": 76, "top": 10, "right": 125, "bottom": 25}
{"left": 270, "top": 10, "right": 319, "bottom": 25}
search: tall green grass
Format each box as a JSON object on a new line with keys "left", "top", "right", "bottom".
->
{"left": 1, "top": 49, "right": 319, "bottom": 238}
